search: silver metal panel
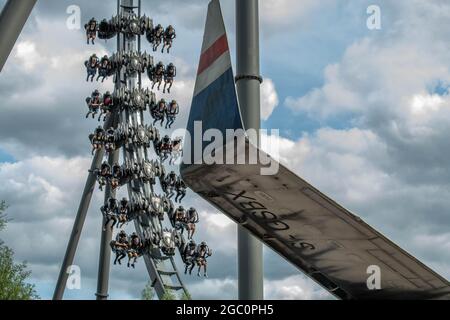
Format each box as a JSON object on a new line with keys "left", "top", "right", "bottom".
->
{"left": 181, "top": 139, "right": 450, "bottom": 300}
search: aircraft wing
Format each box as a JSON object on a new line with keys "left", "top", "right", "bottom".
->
{"left": 181, "top": 0, "right": 450, "bottom": 300}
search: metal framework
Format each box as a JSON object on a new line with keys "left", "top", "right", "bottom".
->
{"left": 236, "top": 0, "right": 264, "bottom": 300}
{"left": 0, "top": 0, "right": 37, "bottom": 72}
{"left": 54, "top": 0, "right": 191, "bottom": 300}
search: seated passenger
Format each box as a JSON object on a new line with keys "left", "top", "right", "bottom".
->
{"left": 84, "top": 18, "right": 98, "bottom": 45}
{"left": 162, "top": 25, "right": 176, "bottom": 53}
{"left": 196, "top": 241, "right": 212, "bottom": 277}
{"left": 165, "top": 100, "right": 179, "bottom": 129}
{"left": 163, "top": 63, "right": 176, "bottom": 94}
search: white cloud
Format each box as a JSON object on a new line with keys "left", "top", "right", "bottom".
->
{"left": 260, "top": 0, "right": 325, "bottom": 28}
{"left": 188, "top": 274, "right": 331, "bottom": 300}
{"left": 15, "top": 41, "right": 42, "bottom": 71}
{"left": 265, "top": 275, "right": 332, "bottom": 300}
{"left": 0, "top": 156, "right": 92, "bottom": 222}
{"left": 261, "top": 78, "right": 279, "bottom": 121}
{"left": 2, "top": 0, "right": 450, "bottom": 301}
{"left": 189, "top": 278, "right": 238, "bottom": 300}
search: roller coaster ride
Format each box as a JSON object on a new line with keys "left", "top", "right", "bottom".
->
{"left": 1, "top": 0, "right": 449, "bottom": 301}
{"left": 53, "top": 0, "right": 210, "bottom": 300}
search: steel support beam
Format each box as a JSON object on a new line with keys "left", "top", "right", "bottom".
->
{"left": 95, "top": 118, "right": 120, "bottom": 300}
{"left": 0, "top": 0, "right": 36, "bottom": 72}
{"left": 53, "top": 119, "right": 111, "bottom": 300}
{"left": 235, "top": 0, "right": 264, "bottom": 300}
{"left": 95, "top": 0, "right": 124, "bottom": 301}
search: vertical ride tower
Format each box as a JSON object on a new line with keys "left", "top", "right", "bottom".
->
{"left": 55, "top": 0, "right": 209, "bottom": 300}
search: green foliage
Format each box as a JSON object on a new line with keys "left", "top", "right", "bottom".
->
{"left": 0, "top": 202, "right": 39, "bottom": 300}
{"left": 180, "top": 290, "right": 192, "bottom": 300}
{"left": 141, "top": 280, "right": 156, "bottom": 300}
{"left": 161, "top": 288, "right": 176, "bottom": 300}
{"left": 0, "top": 201, "right": 8, "bottom": 231}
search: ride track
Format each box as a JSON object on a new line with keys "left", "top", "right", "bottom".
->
{"left": 115, "top": 1, "right": 189, "bottom": 299}
{"left": 54, "top": 0, "right": 190, "bottom": 300}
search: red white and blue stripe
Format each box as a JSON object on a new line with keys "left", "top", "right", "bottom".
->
{"left": 186, "top": 0, "right": 243, "bottom": 149}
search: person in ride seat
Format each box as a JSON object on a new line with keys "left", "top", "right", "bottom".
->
{"left": 99, "top": 91, "right": 114, "bottom": 122}
{"left": 151, "top": 24, "right": 164, "bottom": 52}
{"left": 165, "top": 100, "right": 179, "bottom": 129}
{"left": 101, "top": 197, "right": 119, "bottom": 231}
{"left": 163, "top": 63, "right": 176, "bottom": 94}
{"left": 151, "top": 98, "right": 166, "bottom": 127}
{"left": 92, "top": 161, "right": 111, "bottom": 191}
{"left": 89, "top": 126, "right": 105, "bottom": 155}
{"left": 110, "top": 163, "right": 123, "bottom": 190}
{"left": 104, "top": 128, "right": 116, "bottom": 154}
{"left": 97, "top": 55, "right": 112, "bottom": 82}
{"left": 127, "top": 232, "right": 143, "bottom": 268}
{"left": 159, "top": 135, "right": 172, "bottom": 162}
{"left": 175, "top": 177, "right": 187, "bottom": 203}
{"left": 185, "top": 207, "right": 199, "bottom": 240}
{"left": 86, "top": 89, "right": 101, "bottom": 119}
{"left": 196, "top": 241, "right": 212, "bottom": 278}
{"left": 118, "top": 197, "right": 130, "bottom": 228}
{"left": 85, "top": 54, "right": 99, "bottom": 82}
{"left": 162, "top": 25, "right": 176, "bottom": 53}
{"left": 183, "top": 240, "right": 197, "bottom": 275}
{"left": 151, "top": 61, "right": 165, "bottom": 91}
{"left": 111, "top": 230, "right": 128, "bottom": 265}
{"left": 85, "top": 18, "right": 98, "bottom": 45}
{"left": 164, "top": 171, "right": 177, "bottom": 199}
{"left": 172, "top": 205, "right": 186, "bottom": 233}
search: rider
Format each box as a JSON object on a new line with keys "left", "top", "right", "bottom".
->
{"left": 86, "top": 54, "right": 99, "bottom": 82}
{"left": 175, "top": 177, "right": 187, "bottom": 203}
{"left": 172, "top": 205, "right": 186, "bottom": 232}
{"left": 118, "top": 197, "right": 130, "bottom": 228}
{"left": 165, "top": 100, "right": 179, "bottom": 129}
{"left": 127, "top": 232, "right": 143, "bottom": 268}
{"left": 99, "top": 91, "right": 113, "bottom": 122}
{"left": 196, "top": 241, "right": 211, "bottom": 277}
{"left": 169, "top": 137, "right": 183, "bottom": 165}
{"left": 110, "top": 163, "right": 123, "bottom": 190}
{"left": 164, "top": 171, "right": 177, "bottom": 199}
{"left": 86, "top": 89, "right": 101, "bottom": 119}
{"left": 183, "top": 240, "right": 197, "bottom": 275}
{"left": 112, "top": 230, "right": 128, "bottom": 265}
{"left": 162, "top": 25, "right": 176, "bottom": 53}
{"left": 163, "top": 63, "right": 176, "bottom": 94}
{"left": 104, "top": 128, "right": 116, "bottom": 154}
{"left": 151, "top": 24, "right": 164, "bottom": 52}
{"left": 151, "top": 98, "right": 166, "bottom": 127}
{"left": 151, "top": 61, "right": 165, "bottom": 91}
{"left": 93, "top": 161, "right": 111, "bottom": 191}
{"left": 186, "top": 207, "right": 199, "bottom": 240}
{"left": 89, "top": 126, "right": 105, "bottom": 155}
{"left": 159, "top": 135, "right": 172, "bottom": 162}
{"left": 85, "top": 18, "right": 98, "bottom": 45}
{"left": 101, "top": 197, "right": 119, "bottom": 230}
{"left": 97, "top": 55, "right": 112, "bottom": 82}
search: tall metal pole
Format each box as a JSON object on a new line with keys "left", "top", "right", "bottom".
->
{"left": 235, "top": 0, "right": 264, "bottom": 300}
{"left": 0, "top": 0, "right": 36, "bottom": 72}
{"left": 95, "top": 122, "right": 120, "bottom": 300}
{"left": 53, "top": 122, "right": 111, "bottom": 300}
{"left": 95, "top": 0, "right": 124, "bottom": 300}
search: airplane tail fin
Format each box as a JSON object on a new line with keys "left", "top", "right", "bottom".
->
{"left": 183, "top": 0, "right": 243, "bottom": 166}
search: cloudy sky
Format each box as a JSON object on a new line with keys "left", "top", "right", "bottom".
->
{"left": 1, "top": 0, "right": 450, "bottom": 300}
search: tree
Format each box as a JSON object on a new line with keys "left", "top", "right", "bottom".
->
{"left": 161, "top": 288, "right": 176, "bottom": 300}
{"left": 180, "top": 290, "right": 192, "bottom": 300}
{"left": 0, "top": 201, "right": 39, "bottom": 300}
{"left": 141, "top": 280, "right": 155, "bottom": 300}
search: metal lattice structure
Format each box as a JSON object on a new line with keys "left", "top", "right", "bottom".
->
{"left": 54, "top": 0, "right": 206, "bottom": 300}
{"left": 112, "top": 1, "right": 188, "bottom": 299}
